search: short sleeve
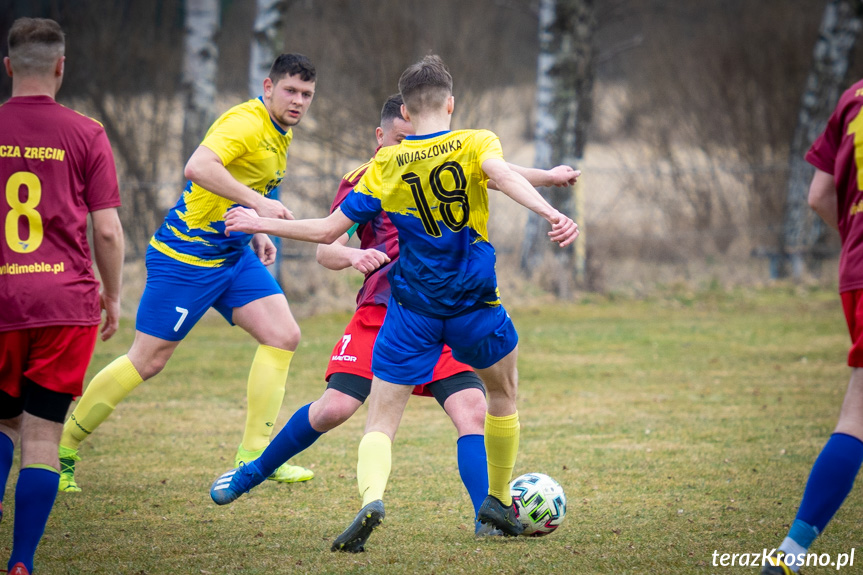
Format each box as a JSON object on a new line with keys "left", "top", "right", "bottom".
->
{"left": 339, "top": 167, "right": 383, "bottom": 225}
{"left": 84, "top": 128, "right": 122, "bottom": 211}
{"left": 200, "top": 110, "right": 258, "bottom": 167}
{"left": 475, "top": 130, "right": 505, "bottom": 166}
{"left": 331, "top": 176, "right": 356, "bottom": 214}
{"left": 805, "top": 108, "right": 842, "bottom": 175}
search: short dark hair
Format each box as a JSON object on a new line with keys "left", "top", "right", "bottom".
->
{"left": 269, "top": 53, "right": 316, "bottom": 83}
{"left": 398, "top": 54, "right": 452, "bottom": 116}
{"left": 7, "top": 17, "right": 65, "bottom": 76}
{"left": 380, "top": 93, "right": 405, "bottom": 126}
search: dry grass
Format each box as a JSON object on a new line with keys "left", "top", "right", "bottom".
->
{"left": 3, "top": 285, "right": 861, "bottom": 574}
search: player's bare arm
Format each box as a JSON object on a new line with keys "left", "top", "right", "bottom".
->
{"left": 809, "top": 168, "right": 838, "bottom": 232}
{"left": 316, "top": 235, "right": 390, "bottom": 274}
{"left": 488, "top": 164, "right": 580, "bottom": 190}
{"left": 185, "top": 145, "right": 293, "bottom": 220}
{"left": 482, "top": 158, "right": 579, "bottom": 248}
{"left": 225, "top": 206, "right": 355, "bottom": 245}
{"left": 90, "top": 207, "right": 124, "bottom": 341}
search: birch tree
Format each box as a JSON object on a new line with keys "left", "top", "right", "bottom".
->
{"left": 249, "top": 0, "right": 291, "bottom": 99}
{"left": 521, "top": 0, "right": 596, "bottom": 298}
{"left": 182, "top": 0, "right": 220, "bottom": 163}
{"left": 781, "top": 0, "right": 863, "bottom": 279}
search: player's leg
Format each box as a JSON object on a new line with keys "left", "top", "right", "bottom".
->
{"left": 331, "top": 377, "right": 413, "bottom": 553}
{"left": 211, "top": 309, "right": 380, "bottom": 505}
{"left": 0, "top": 349, "right": 24, "bottom": 525}
{"left": 8, "top": 376, "right": 76, "bottom": 573}
{"left": 473, "top": 348, "right": 523, "bottom": 534}
{"left": 445, "top": 306, "right": 523, "bottom": 536}
{"left": 0, "top": 424, "right": 15, "bottom": 523}
{"left": 426, "top": 368, "right": 495, "bottom": 534}
{"left": 62, "top": 330, "right": 176, "bottom": 450}
{"left": 230, "top": 293, "right": 313, "bottom": 483}
{"left": 761, "top": 290, "right": 863, "bottom": 574}
{"left": 0, "top": 330, "right": 27, "bottom": 524}
{"left": 331, "top": 300, "right": 443, "bottom": 552}
{"left": 212, "top": 249, "right": 310, "bottom": 483}
{"left": 58, "top": 331, "right": 178, "bottom": 492}
{"left": 253, "top": 384, "right": 365, "bottom": 476}
{"left": 210, "top": 385, "right": 365, "bottom": 505}
{"left": 0, "top": 414, "right": 20, "bottom": 526}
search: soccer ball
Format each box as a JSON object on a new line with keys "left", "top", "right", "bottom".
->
{"left": 510, "top": 472, "right": 567, "bottom": 536}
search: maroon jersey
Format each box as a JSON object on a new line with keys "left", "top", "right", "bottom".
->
{"left": 806, "top": 79, "right": 863, "bottom": 293}
{"left": 332, "top": 149, "right": 400, "bottom": 309}
{"left": 0, "top": 95, "right": 121, "bottom": 330}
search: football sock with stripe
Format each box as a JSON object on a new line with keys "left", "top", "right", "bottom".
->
{"left": 256, "top": 403, "right": 322, "bottom": 477}
{"left": 777, "top": 535, "right": 808, "bottom": 573}
{"left": 241, "top": 345, "right": 293, "bottom": 453}
{"left": 8, "top": 465, "right": 59, "bottom": 573}
{"left": 357, "top": 431, "right": 391, "bottom": 506}
{"left": 0, "top": 432, "right": 13, "bottom": 510}
{"left": 779, "top": 432, "right": 863, "bottom": 570}
{"left": 484, "top": 412, "right": 520, "bottom": 506}
{"left": 60, "top": 355, "right": 143, "bottom": 450}
{"left": 457, "top": 434, "right": 489, "bottom": 516}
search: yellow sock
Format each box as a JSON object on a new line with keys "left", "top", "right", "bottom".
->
{"left": 60, "top": 355, "right": 143, "bottom": 450}
{"left": 485, "top": 411, "right": 520, "bottom": 505}
{"left": 241, "top": 345, "right": 293, "bottom": 453}
{"left": 357, "top": 431, "right": 391, "bottom": 506}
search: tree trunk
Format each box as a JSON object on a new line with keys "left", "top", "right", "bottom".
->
{"left": 781, "top": 0, "right": 863, "bottom": 279}
{"left": 182, "top": 0, "right": 220, "bottom": 164}
{"left": 521, "top": 0, "right": 595, "bottom": 298}
{"left": 249, "top": 0, "right": 291, "bottom": 98}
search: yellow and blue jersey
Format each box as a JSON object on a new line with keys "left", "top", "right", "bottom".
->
{"left": 150, "top": 97, "right": 292, "bottom": 267}
{"left": 339, "top": 129, "right": 505, "bottom": 318}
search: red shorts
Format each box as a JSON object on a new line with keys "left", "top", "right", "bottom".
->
{"left": 0, "top": 325, "right": 98, "bottom": 398}
{"left": 325, "top": 304, "right": 473, "bottom": 395}
{"left": 842, "top": 290, "right": 863, "bottom": 367}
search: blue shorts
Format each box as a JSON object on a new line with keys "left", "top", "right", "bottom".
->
{"left": 136, "top": 246, "right": 283, "bottom": 341}
{"left": 371, "top": 298, "right": 518, "bottom": 385}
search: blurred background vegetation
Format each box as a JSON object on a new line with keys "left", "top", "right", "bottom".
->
{"left": 2, "top": 0, "right": 863, "bottom": 313}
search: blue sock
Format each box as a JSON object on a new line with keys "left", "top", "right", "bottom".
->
{"left": 792, "top": 433, "right": 863, "bottom": 543}
{"left": 257, "top": 403, "right": 323, "bottom": 477}
{"left": 457, "top": 434, "right": 489, "bottom": 518}
{"left": 0, "top": 432, "right": 13, "bottom": 507}
{"left": 9, "top": 466, "right": 59, "bottom": 573}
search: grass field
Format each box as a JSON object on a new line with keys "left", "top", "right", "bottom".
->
{"left": 3, "top": 285, "right": 861, "bottom": 574}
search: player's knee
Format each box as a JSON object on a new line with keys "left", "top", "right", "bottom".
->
{"left": 270, "top": 323, "right": 301, "bottom": 352}
{"left": 449, "top": 398, "right": 487, "bottom": 436}
{"left": 310, "top": 392, "right": 360, "bottom": 432}
{"left": 135, "top": 355, "right": 169, "bottom": 380}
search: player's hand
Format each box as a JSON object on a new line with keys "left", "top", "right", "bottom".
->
{"left": 251, "top": 233, "right": 277, "bottom": 266}
{"left": 349, "top": 248, "right": 390, "bottom": 274}
{"left": 255, "top": 197, "right": 294, "bottom": 220}
{"left": 546, "top": 211, "right": 579, "bottom": 247}
{"left": 224, "top": 207, "right": 261, "bottom": 235}
{"left": 547, "top": 166, "right": 580, "bottom": 187}
{"left": 99, "top": 291, "right": 121, "bottom": 341}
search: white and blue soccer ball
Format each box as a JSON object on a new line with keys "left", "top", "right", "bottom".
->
{"left": 510, "top": 472, "right": 567, "bottom": 536}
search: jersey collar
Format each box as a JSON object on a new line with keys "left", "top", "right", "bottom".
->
{"left": 257, "top": 96, "right": 289, "bottom": 136}
{"left": 405, "top": 130, "right": 450, "bottom": 141}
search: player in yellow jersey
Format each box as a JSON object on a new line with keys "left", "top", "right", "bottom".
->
{"left": 57, "top": 54, "right": 317, "bottom": 492}
{"left": 224, "top": 54, "right": 579, "bottom": 550}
